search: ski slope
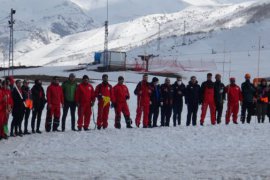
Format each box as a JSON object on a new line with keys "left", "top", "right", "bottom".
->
{"left": 11, "top": 0, "right": 270, "bottom": 67}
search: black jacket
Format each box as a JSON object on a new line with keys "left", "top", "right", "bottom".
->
{"left": 21, "top": 85, "right": 31, "bottom": 100}
{"left": 149, "top": 83, "right": 161, "bottom": 106}
{"left": 200, "top": 80, "right": 214, "bottom": 102}
{"left": 31, "top": 84, "right": 46, "bottom": 110}
{"left": 160, "top": 83, "right": 173, "bottom": 106}
{"left": 214, "top": 81, "right": 226, "bottom": 104}
{"left": 185, "top": 81, "right": 201, "bottom": 105}
{"left": 172, "top": 81, "right": 185, "bottom": 105}
{"left": 12, "top": 88, "right": 25, "bottom": 115}
{"left": 256, "top": 84, "right": 269, "bottom": 104}
{"left": 241, "top": 80, "right": 256, "bottom": 103}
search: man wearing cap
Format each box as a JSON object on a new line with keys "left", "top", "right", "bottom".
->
{"left": 200, "top": 73, "right": 216, "bottom": 126}
{"left": 160, "top": 78, "right": 174, "bottom": 126}
{"left": 95, "top": 74, "right": 114, "bottom": 130}
{"left": 61, "top": 73, "right": 77, "bottom": 131}
{"left": 214, "top": 74, "right": 226, "bottom": 124}
{"left": 172, "top": 75, "right": 185, "bottom": 126}
{"left": 75, "top": 75, "right": 95, "bottom": 131}
{"left": 149, "top": 77, "right": 161, "bottom": 128}
{"left": 225, "top": 77, "right": 242, "bottom": 124}
{"left": 241, "top": 73, "right": 256, "bottom": 124}
{"left": 112, "top": 76, "right": 132, "bottom": 129}
{"left": 134, "top": 74, "right": 151, "bottom": 128}
{"left": 45, "top": 76, "right": 64, "bottom": 132}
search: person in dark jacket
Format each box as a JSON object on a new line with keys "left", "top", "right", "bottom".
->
{"left": 61, "top": 73, "right": 77, "bottom": 131}
{"left": 241, "top": 73, "right": 256, "bottom": 124}
{"left": 10, "top": 80, "right": 25, "bottom": 137}
{"left": 200, "top": 73, "right": 216, "bottom": 126}
{"left": 148, "top": 77, "right": 161, "bottom": 128}
{"left": 172, "top": 75, "right": 185, "bottom": 126}
{"left": 185, "top": 76, "right": 201, "bottom": 126}
{"left": 160, "top": 78, "right": 174, "bottom": 127}
{"left": 31, "top": 79, "right": 46, "bottom": 134}
{"left": 214, "top": 74, "right": 226, "bottom": 124}
{"left": 21, "top": 80, "right": 31, "bottom": 135}
{"left": 256, "top": 79, "right": 269, "bottom": 123}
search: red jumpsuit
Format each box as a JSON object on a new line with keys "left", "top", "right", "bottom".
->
{"left": 46, "top": 83, "right": 64, "bottom": 131}
{"left": 75, "top": 82, "right": 95, "bottom": 129}
{"left": 1, "top": 88, "right": 13, "bottom": 136}
{"left": 112, "top": 83, "right": 130, "bottom": 127}
{"left": 200, "top": 81, "right": 216, "bottom": 125}
{"left": 95, "top": 82, "right": 114, "bottom": 129}
{"left": 134, "top": 81, "right": 151, "bottom": 127}
{"left": 225, "top": 84, "right": 242, "bottom": 124}
{"left": 0, "top": 89, "right": 5, "bottom": 138}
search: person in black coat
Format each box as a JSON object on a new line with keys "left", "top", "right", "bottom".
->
{"left": 21, "top": 80, "right": 32, "bottom": 135}
{"left": 185, "top": 76, "right": 201, "bottom": 126}
{"left": 10, "top": 80, "right": 25, "bottom": 137}
{"left": 160, "top": 78, "right": 173, "bottom": 126}
{"left": 31, "top": 79, "right": 46, "bottom": 133}
{"left": 172, "top": 76, "right": 185, "bottom": 126}
{"left": 148, "top": 77, "right": 161, "bottom": 128}
{"left": 241, "top": 74, "right": 256, "bottom": 124}
{"left": 214, "top": 74, "right": 226, "bottom": 124}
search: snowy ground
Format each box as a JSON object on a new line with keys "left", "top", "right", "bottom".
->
{"left": 1, "top": 123, "right": 270, "bottom": 179}
{"left": 1, "top": 65, "right": 270, "bottom": 179}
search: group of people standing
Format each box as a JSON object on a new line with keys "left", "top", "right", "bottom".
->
{"left": 0, "top": 72, "right": 269, "bottom": 141}
{"left": 134, "top": 73, "right": 270, "bottom": 128}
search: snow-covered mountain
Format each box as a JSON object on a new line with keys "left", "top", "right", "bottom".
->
{"left": 0, "top": 0, "right": 269, "bottom": 66}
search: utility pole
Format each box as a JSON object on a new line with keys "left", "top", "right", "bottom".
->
{"left": 104, "top": 0, "right": 109, "bottom": 70}
{"left": 182, "top": 20, "right": 186, "bottom": 46}
{"left": 8, "top": 8, "right": 16, "bottom": 76}
{"left": 257, "top": 36, "right": 261, "bottom": 78}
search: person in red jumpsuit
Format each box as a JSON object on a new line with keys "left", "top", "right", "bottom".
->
{"left": 45, "top": 76, "right": 64, "bottom": 132}
{"left": 200, "top": 73, "right": 216, "bottom": 126}
{"left": 134, "top": 74, "right": 151, "bottom": 128}
{"left": 0, "top": 80, "right": 5, "bottom": 140}
{"left": 95, "top": 74, "right": 114, "bottom": 130}
{"left": 1, "top": 80, "right": 13, "bottom": 138}
{"left": 75, "top": 75, "right": 95, "bottom": 131}
{"left": 112, "top": 76, "right": 132, "bottom": 129}
{"left": 225, "top": 77, "right": 242, "bottom": 124}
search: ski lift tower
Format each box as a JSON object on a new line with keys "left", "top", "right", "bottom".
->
{"left": 138, "top": 54, "right": 154, "bottom": 72}
{"left": 8, "top": 8, "right": 16, "bottom": 76}
{"left": 104, "top": 0, "right": 109, "bottom": 71}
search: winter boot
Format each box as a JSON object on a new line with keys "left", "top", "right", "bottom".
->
{"left": 36, "top": 129, "right": 42, "bottom": 134}
{"left": 115, "top": 117, "right": 121, "bottom": 129}
{"left": 45, "top": 118, "right": 52, "bottom": 132}
{"left": 125, "top": 116, "right": 133, "bottom": 128}
{"left": 52, "top": 119, "right": 60, "bottom": 132}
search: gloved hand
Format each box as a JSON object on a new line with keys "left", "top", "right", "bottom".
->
{"left": 98, "top": 94, "right": 103, "bottom": 100}
{"left": 111, "top": 103, "right": 115, "bottom": 109}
